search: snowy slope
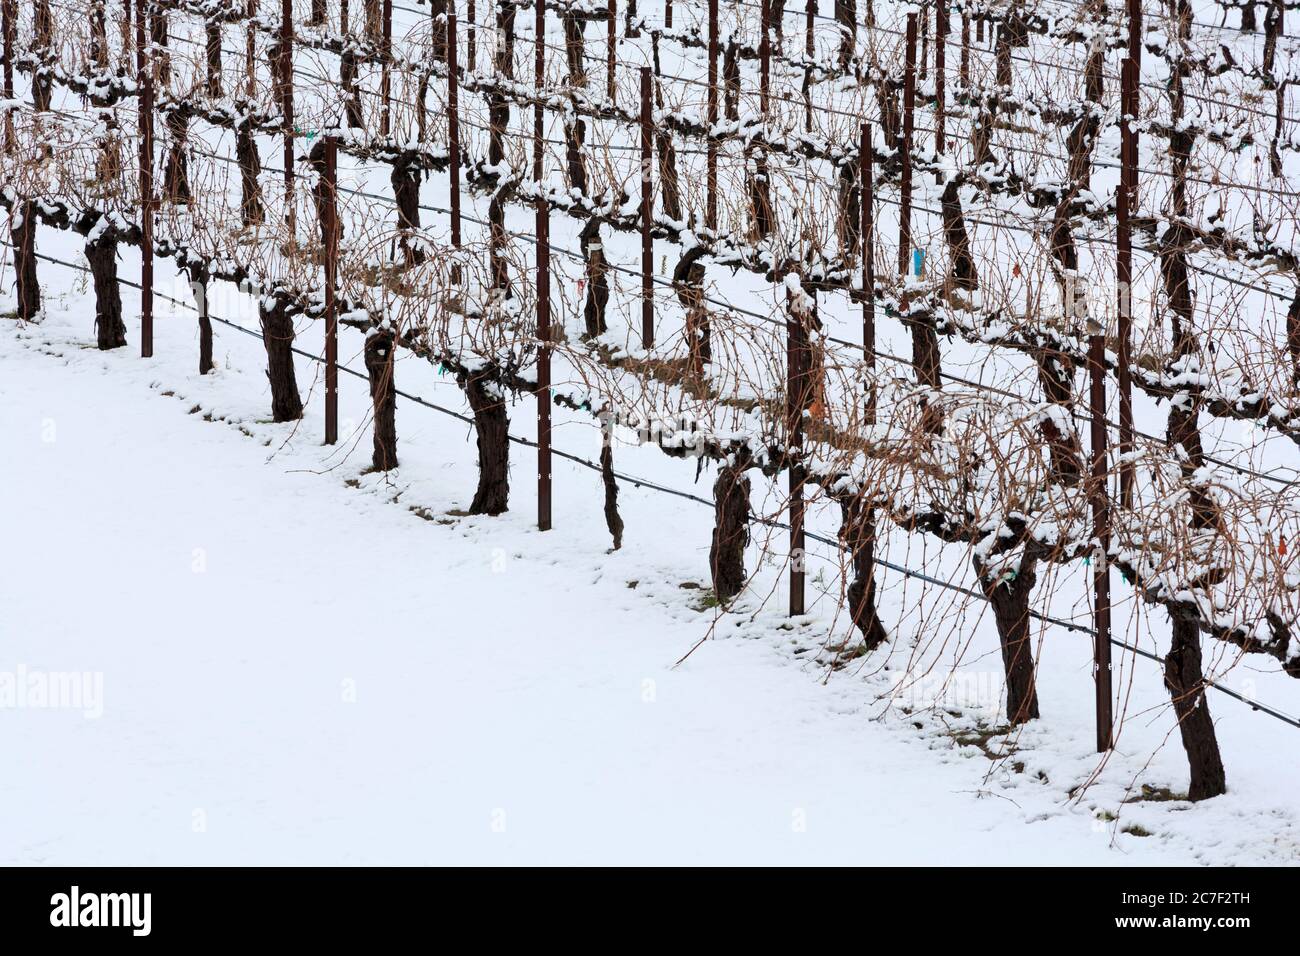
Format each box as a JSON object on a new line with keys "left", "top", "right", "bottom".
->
{"left": 2, "top": 251, "right": 1298, "bottom": 865}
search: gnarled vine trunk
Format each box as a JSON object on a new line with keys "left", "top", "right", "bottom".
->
{"left": 1287, "top": 287, "right": 1300, "bottom": 387}
{"left": 86, "top": 234, "right": 125, "bottom": 349}
{"left": 599, "top": 414, "right": 623, "bottom": 550}
{"left": 429, "top": 0, "right": 448, "bottom": 61}
{"left": 486, "top": 5, "right": 516, "bottom": 295}
{"left": 579, "top": 218, "right": 608, "bottom": 338}
{"left": 341, "top": 50, "right": 364, "bottom": 128}
{"left": 365, "top": 330, "right": 398, "bottom": 471}
{"left": 11, "top": 202, "right": 40, "bottom": 321}
{"left": 840, "top": 496, "right": 887, "bottom": 649}
{"left": 390, "top": 156, "right": 423, "bottom": 265}
{"left": 236, "top": 118, "right": 264, "bottom": 225}
{"left": 561, "top": 13, "right": 585, "bottom": 82}
{"left": 189, "top": 269, "right": 213, "bottom": 375}
{"left": 149, "top": 8, "right": 171, "bottom": 85}
{"left": 258, "top": 297, "right": 304, "bottom": 422}
{"left": 710, "top": 460, "right": 751, "bottom": 603}
{"left": 835, "top": 0, "right": 857, "bottom": 70}
{"left": 652, "top": 38, "right": 682, "bottom": 221}
{"left": 32, "top": 0, "right": 53, "bottom": 112}
{"left": 1166, "top": 614, "right": 1228, "bottom": 799}
{"left": 1035, "top": 347, "right": 1084, "bottom": 485}
{"left": 939, "top": 180, "right": 977, "bottom": 292}
{"left": 90, "top": 0, "right": 109, "bottom": 71}
{"left": 837, "top": 159, "right": 860, "bottom": 260}
{"left": 747, "top": 150, "right": 774, "bottom": 241}
{"left": 674, "top": 246, "right": 711, "bottom": 380}
{"left": 464, "top": 370, "right": 510, "bottom": 515}
{"left": 723, "top": 43, "right": 739, "bottom": 121}
{"left": 163, "top": 109, "right": 191, "bottom": 203}
{"left": 977, "top": 553, "right": 1041, "bottom": 724}
{"left": 205, "top": 18, "right": 222, "bottom": 97}
{"left": 564, "top": 118, "right": 588, "bottom": 195}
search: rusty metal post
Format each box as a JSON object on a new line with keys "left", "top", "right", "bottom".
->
{"left": 281, "top": 0, "right": 296, "bottom": 238}
{"left": 897, "top": 13, "right": 916, "bottom": 276}
{"left": 801, "top": 1, "right": 814, "bottom": 131}
{"left": 2, "top": 0, "right": 12, "bottom": 153}
{"left": 381, "top": 0, "right": 393, "bottom": 136}
{"left": 1128, "top": 0, "right": 1142, "bottom": 62}
{"left": 534, "top": 0, "right": 552, "bottom": 531}
{"left": 135, "top": 0, "right": 145, "bottom": 88}
{"left": 1118, "top": 56, "right": 1137, "bottom": 510}
{"left": 324, "top": 136, "right": 339, "bottom": 445}
{"left": 760, "top": 0, "right": 770, "bottom": 114}
{"left": 1089, "top": 320, "right": 1113, "bottom": 752}
{"left": 706, "top": 0, "right": 718, "bottom": 230}
{"left": 607, "top": 0, "right": 616, "bottom": 102}
{"left": 789, "top": 471, "right": 806, "bottom": 614}
{"left": 534, "top": 0, "right": 544, "bottom": 180}
{"left": 246, "top": 0, "right": 257, "bottom": 100}
{"left": 919, "top": 2, "right": 928, "bottom": 80}
{"left": 935, "top": 0, "right": 947, "bottom": 150}
{"left": 448, "top": 10, "right": 461, "bottom": 254}
{"left": 537, "top": 198, "right": 553, "bottom": 532}
{"left": 861, "top": 122, "right": 875, "bottom": 424}
{"left": 1119, "top": 0, "right": 1141, "bottom": 510}
{"left": 787, "top": 289, "right": 807, "bottom": 618}
{"left": 137, "top": 0, "right": 154, "bottom": 357}
{"left": 960, "top": 13, "right": 969, "bottom": 88}
{"left": 640, "top": 67, "right": 654, "bottom": 349}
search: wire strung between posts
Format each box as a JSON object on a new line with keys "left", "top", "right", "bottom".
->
{"left": 175, "top": 137, "right": 1300, "bottom": 493}
{"left": 37, "top": 13, "right": 1300, "bottom": 314}
{"left": 12, "top": 79, "right": 1291, "bottom": 492}
{"left": 105, "top": 25, "right": 1284, "bottom": 298}
{"left": 711, "top": 0, "right": 1300, "bottom": 123}
{"left": 303, "top": 163, "right": 1300, "bottom": 490}
{"left": 151, "top": 1, "right": 1300, "bottom": 196}
{"left": 12, "top": 244, "right": 1300, "bottom": 733}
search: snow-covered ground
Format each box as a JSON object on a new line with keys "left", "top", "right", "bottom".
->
{"left": 2, "top": 238, "right": 1298, "bottom": 865}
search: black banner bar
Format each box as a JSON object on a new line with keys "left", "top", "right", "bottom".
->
{"left": 0, "top": 868, "right": 1281, "bottom": 941}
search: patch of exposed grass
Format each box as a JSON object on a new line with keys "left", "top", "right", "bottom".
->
{"left": 945, "top": 722, "right": 1019, "bottom": 762}
{"left": 1125, "top": 784, "right": 1185, "bottom": 804}
{"left": 690, "top": 588, "right": 720, "bottom": 612}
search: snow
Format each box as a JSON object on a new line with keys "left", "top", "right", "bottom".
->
{"left": 1, "top": 257, "right": 1298, "bottom": 865}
